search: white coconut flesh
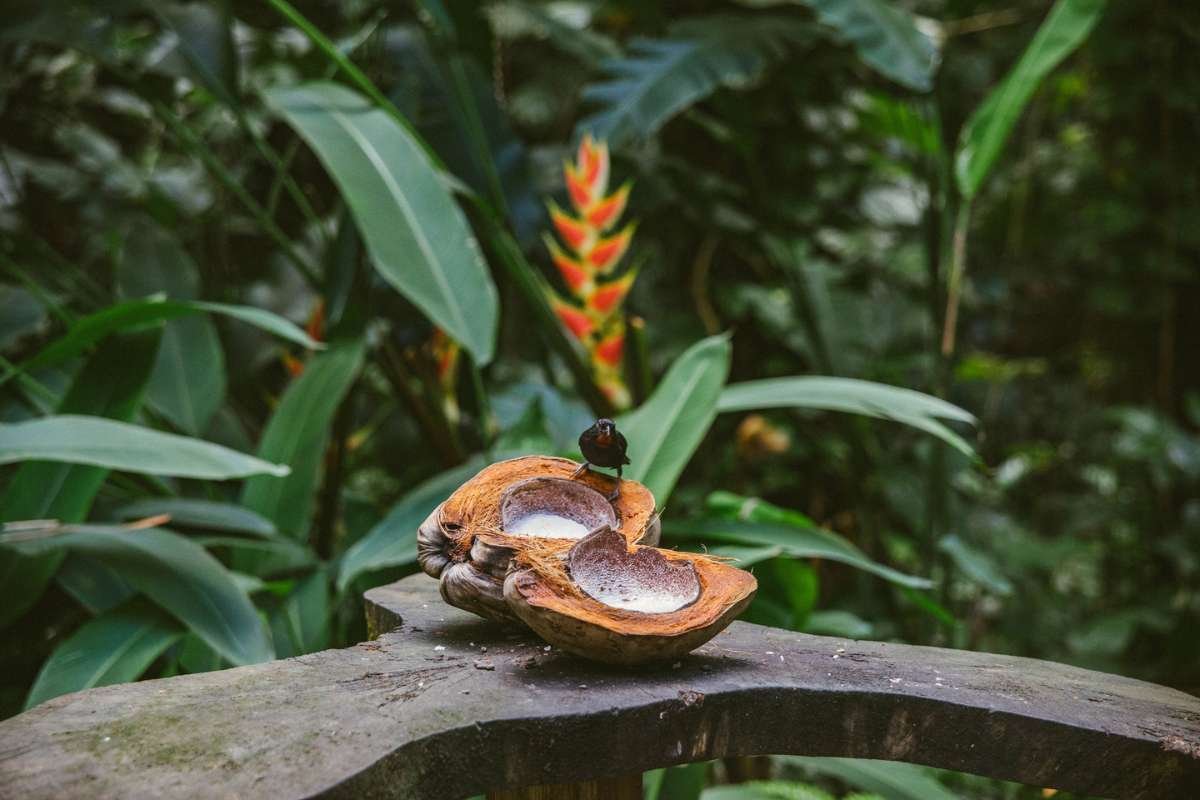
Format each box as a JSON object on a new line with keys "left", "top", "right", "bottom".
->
{"left": 500, "top": 477, "right": 617, "bottom": 540}
{"left": 569, "top": 527, "right": 701, "bottom": 614}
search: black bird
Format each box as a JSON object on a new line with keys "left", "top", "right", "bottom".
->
{"left": 574, "top": 418, "right": 630, "bottom": 500}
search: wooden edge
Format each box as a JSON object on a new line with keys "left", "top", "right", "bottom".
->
{"left": 0, "top": 575, "right": 1196, "bottom": 800}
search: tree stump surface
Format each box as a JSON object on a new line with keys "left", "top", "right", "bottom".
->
{"left": 0, "top": 574, "right": 1196, "bottom": 799}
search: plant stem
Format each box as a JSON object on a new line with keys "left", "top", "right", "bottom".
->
{"left": 626, "top": 315, "right": 652, "bottom": 405}
{"left": 940, "top": 202, "right": 972, "bottom": 358}
{"left": 466, "top": 354, "right": 495, "bottom": 460}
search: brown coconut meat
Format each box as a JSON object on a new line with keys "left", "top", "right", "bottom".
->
{"left": 504, "top": 526, "right": 757, "bottom": 665}
{"left": 417, "top": 456, "right": 660, "bottom": 624}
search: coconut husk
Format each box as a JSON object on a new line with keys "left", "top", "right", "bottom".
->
{"left": 417, "top": 455, "right": 660, "bottom": 623}
{"left": 504, "top": 526, "right": 757, "bottom": 665}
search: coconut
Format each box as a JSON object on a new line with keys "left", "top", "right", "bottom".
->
{"left": 417, "top": 455, "right": 660, "bottom": 624}
{"left": 503, "top": 526, "right": 757, "bottom": 665}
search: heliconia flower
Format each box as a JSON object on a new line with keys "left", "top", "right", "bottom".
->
{"left": 544, "top": 237, "right": 592, "bottom": 295}
{"left": 599, "top": 379, "right": 631, "bottom": 409}
{"left": 564, "top": 160, "right": 594, "bottom": 210}
{"left": 594, "top": 327, "right": 625, "bottom": 367}
{"left": 548, "top": 201, "right": 592, "bottom": 252}
{"left": 550, "top": 295, "right": 594, "bottom": 340}
{"left": 585, "top": 183, "right": 630, "bottom": 231}
{"left": 587, "top": 223, "right": 635, "bottom": 273}
{"left": 588, "top": 268, "right": 637, "bottom": 317}
{"left": 577, "top": 134, "right": 609, "bottom": 200}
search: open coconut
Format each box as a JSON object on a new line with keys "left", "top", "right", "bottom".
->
{"left": 503, "top": 525, "right": 757, "bottom": 665}
{"left": 417, "top": 456, "right": 660, "bottom": 624}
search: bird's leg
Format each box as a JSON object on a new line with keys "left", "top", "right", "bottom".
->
{"left": 571, "top": 461, "right": 590, "bottom": 479}
{"left": 607, "top": 465, "right": 623, "bottom": 503}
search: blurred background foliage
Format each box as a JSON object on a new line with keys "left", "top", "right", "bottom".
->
{"left": 1, "top": 0, "right": 1197, "bottom": 797}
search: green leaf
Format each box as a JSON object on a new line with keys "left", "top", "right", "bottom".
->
{"left": 805, "top": 609, "right": 873, "bottom": 639}
{"left": 488, "top": 1, "right": 621, "bottom": 68}
{"left": 937, "top": 534, "right": 1013, "bottom": 595}
{"left": 24, "top": 599, "right": 183, "bottom": 710}
{"left": 787, "top": 0, "right": 938, "bottom": 92}
{"left": 7, "top": 527, "right": 274, "bottom": 665}
{"left": 1, "top": 330, "right": 162, "bottom": 521}
{"left": 667, "top": 519, "right": 932, "bottom": 589}
{"left": 0, "top": 416, "right": 290, "bottom": 479}
{"left": 718, "top": 376, "right": 976, "bottom": 456}
{"left": 578, "top": 16, "right": 810, "bottom": 148}
{"left": 0, "top": 328, "right": 160, "bottom": 628}
{"left": 56, "top": 555, "right": 135, "bottom": 614}
{"left": 617, "top": 335, "right": 732, "bottom": 502}
{"left": 154, "top": 2, "right": 239, "bottom": 107}
{"left": 116, "top": 220, "right": 226, "bottom": 436}
{"left": 240, "top": 339, "right": 364, "bottom": 537}
{"left": 114, "top": 499, "right": 278, "bottom": 537}
{"left": 269, "top": 570, "right": 329, "bottom": 658}
{"left": 261, "top": 81, "right": 498, "bottom": 364}
{"left": 782, "top": 758, "right": 959, "bottom": 800}
{"left": 336, "top": 457, "right": 485, "bottom": 590}
{"left": 17, "top": 295, "right": 321, "bottom": 379}
{"left": 954, "top": 0, "right": 1105, "bottom": 198}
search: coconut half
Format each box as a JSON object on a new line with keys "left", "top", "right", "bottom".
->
{"left": 503, "top": 526, "right": 757, "bottom": 665}
{"left": 417, "top": 456, "right": 660, "bottom": 623}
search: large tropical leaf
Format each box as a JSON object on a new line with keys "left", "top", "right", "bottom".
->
{"left": 24, "top": 599, "right": 182, "bottom": 709}
{"left": 240, "top": 339, "right": 364, "bottom": 538}
{"left": 269, "top": 570, "right": 329, "bottom": 658}
{"left": 153, "top": 2, "right": 239, "bottom": 107}
{"left": 114, "top": 499, "right": 278, "bottom": 537}
{"left": 336, "top": 457, "right": 484, "bottom": 590}
{"left": 6, "top": 526, "right": 273, "bottom": 665}
{"left": 116, "top": 220, "right": 226, "bottom": 436}
{"left": 718, "top": 376, "right": 976, "bottom": 456}
{"left": 0, "top": 329, "right": 160, "bottom": 629}
{"left": 577, "top": 16, "right": 810, "bottom": 148}
{"left": 617, "top": 335, "right": 732, "bottom": 502}
{"left": 0, "top": 416, "right": 290, "bottom": 479}
{"left": 262, "top": 81, "right": 498, "bottom": 364}
{"left": 955, "top": 0, "right": 1105, "bottom": 198}
{"left": 668, "top": 518, "right": 931, "bottom": 588}
{"left": 788, "top": 0, "right": 938, "bottom": 92}
{"left": 16, "top": 295, "right": 321, "bottom": 380}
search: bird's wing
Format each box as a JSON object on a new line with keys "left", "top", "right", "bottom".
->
{"left": 617, "top": 431, "right": 631, "bottom": 463}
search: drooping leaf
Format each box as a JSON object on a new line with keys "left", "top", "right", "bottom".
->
{"left": 718, "top": 376, "right": 976, "bottom": 456}
{"left": 1, "top": 330, "right": 161, "bottom": 522}
{"left": 17, "top": 296, "right": 321, "bottom": 379}
{"left": 668, "top": 519, "right": 932, "bottom": 589}
{"left": 788, "top": 0, "right": 939, "bottom": 91}
{"left": 336, "top": 457, "right": 485, "bottom": 590}
{"left": 0, "top": 329, "right": 160, "bottom": 628}
{"left": 24, "top": 599, "right": 182, "bottom": 709}
{"left": 262, "top": 82, "right": 498, "bottom": 364}
{"left": 116, "top": 220, "right": 226, "bottom": 436}
{"left": 0, "top": 416, "right": 290, "bottom": 479}
{"left": 577, "top": 16, "right": 810, "bottom": 148}
{"left": 955, "top": 0, "right": 1105, "bottom": 198}
{"left": 617, "top": 335, "right": 732, "bottom": 502}
{"left": 7, "top": 526, "right": 273, "bottom": 665}
{"left": 114, "top": 498, "right": 278, "bottom": 538}
{"left": 240, "top": 339, "right": 364, "bottom": 538}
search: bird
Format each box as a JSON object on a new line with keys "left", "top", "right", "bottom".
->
{"left": 573, "top": 418, "right": 630, "bottom": 501}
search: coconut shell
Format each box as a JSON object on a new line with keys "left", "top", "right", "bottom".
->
{"left": 417, "top": 456, "right": 660, "bottom": 623}
{"left": 503, "top": 526, "right": 757, "bottom": 665}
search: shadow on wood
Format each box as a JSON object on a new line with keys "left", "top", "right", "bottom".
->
{"left": 1, "top": 574, "right": 1197, "bottom": 799}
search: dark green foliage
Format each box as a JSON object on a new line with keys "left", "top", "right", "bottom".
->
{"left": 1, "top": 1, "right": 1196, "bottom": 797}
